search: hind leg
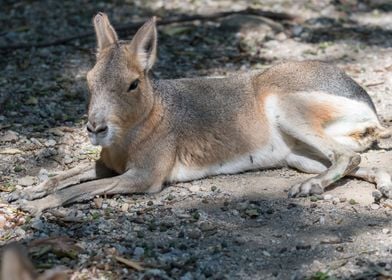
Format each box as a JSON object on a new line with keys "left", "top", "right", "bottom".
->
{"left": 279, "top": 115, "right": 361, "bottom": 197}
{"left": 286, "top": 144, "right": 360, "bottom": 197}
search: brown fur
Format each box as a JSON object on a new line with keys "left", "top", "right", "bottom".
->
{"left": 10, "top": 13, "right": 392, "bottom": 214}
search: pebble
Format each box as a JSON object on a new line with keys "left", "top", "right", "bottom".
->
{"left": 63, "top": 155, "right": 73, "bottom": 164}
{"left": 339, "top": 197, "right": 347, "bottom": 203}
{"left": 187, "top": 228, "right": 202, "bottom": 239}
{"left": 18, "top": 176, "right": 36, "bottom": 186}
{"left": 1, "top": 130, "right": 19, "bottom": 142}
{"left": 44, "top": 139, "right": 56, "bottom": 147}
{"left": 94, "top": 198, "right": 103, "bottom": 208}
{"left": 133, "top": 247, "right": 144, "bottom": 259}
{"left": 332, "top": 197, "right": 340, "bottom": 205}
{"left": 323, "top": 194, "right": 333, "bottom": 200}
{"left": 370, "top": 203, "right": 380, "bottom": 210}
{"left": 121, "top": 203, "right": 129, "bottom": 212}
{"left": 0, "top": 215, "right": 6, "bottom": 229}
{"left": 382, "top": 228, "right": 390, "bottom": 234}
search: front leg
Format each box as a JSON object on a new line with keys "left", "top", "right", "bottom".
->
{"left": 8, "top": 160, "right": 116, "bottom": 202}
{"left": 17, "top": 169, "right": 160, "bottom": 215}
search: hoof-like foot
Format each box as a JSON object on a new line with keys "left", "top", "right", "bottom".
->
{"left": 13, "top": 199, "right": 45, "bottom": 216}
{"left": 377, "top": 183, "right": 392, "bottom": 198}
{"left": 7, "top": 179, "right": 58, "bottom": 202}
{"left": 288, "top": 179, "right": 324, "bottom": 198}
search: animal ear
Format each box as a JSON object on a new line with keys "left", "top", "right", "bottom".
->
{"left": 128, "top": 17, "right": 157, "bottom": 72}
{"left": 93, "top": 12, "right": 118, "bottom": 52}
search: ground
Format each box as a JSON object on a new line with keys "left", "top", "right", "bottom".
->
{"left": 1, "top": 0, "right": 392, "bottom": 279}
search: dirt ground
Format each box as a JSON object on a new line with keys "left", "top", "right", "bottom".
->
{"left": 1, "top": 0, "right": 392, "bottom": 279}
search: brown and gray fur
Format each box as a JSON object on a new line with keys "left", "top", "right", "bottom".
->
{"left": 10, "top": 13, "right": 392, "bottom": 214}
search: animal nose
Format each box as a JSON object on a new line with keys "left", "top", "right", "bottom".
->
{"left": 86, "top": 122, "right": 108, "bottom": 135}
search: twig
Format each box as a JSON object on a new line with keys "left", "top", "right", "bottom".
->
{"left": 0, "top": 8, "right": 294, "bottom": 51}
{"left": 365, "top": 81, "right": 384, "bottom": 87}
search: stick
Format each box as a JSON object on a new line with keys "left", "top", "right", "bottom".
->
{"left": 0, "top": 8, "right": 294, "bottom": 51}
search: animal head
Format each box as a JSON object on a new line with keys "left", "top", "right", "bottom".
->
{"left": 86, "top": 13, "right": 157, "bottom": 146}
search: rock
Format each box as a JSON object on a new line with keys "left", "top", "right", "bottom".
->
{"left": 63, "top": 155, "right": 73, "bottom": 164}
{"left": 332, "top": 197, "right": 340, "bottom": 205}
{"left": 44, "top": 139, "right": 56, "bottom": 147}
{"left": 38, "top": 168, "right": 49, "bottom": 182}
{"left": 48, "top": 128, "right": 64, "bottom": 136}
{"left": 382, "top": 228, "right": 390, "bottom": 234}
{"left": 133, "top": 247, "right": 144, "bottom": 259}
{"left": 180, "top": 272, "right": 194, "bottom": 280}
{"left": 1, "top": 130, "right": 18, "bottom": 142}
{"left": 292, "top": 25, "right": 304, "bottom": 36}
{"left": 199, "top": 222, "right": 217, "bottom": 232}
{"left": 339, "top": 197, "right": 347, "bottom": 203}
{"left": 121, "top": 203, "right": 129, "bottom": 212}
{"left": 323, "top": 194, "right": 333, "bottom": 200}
{"left": 276, "top": 32, "right": 287, "bottom": 41}
{"left": 0, "top": 215, "right": 6, "bottom": 229}
{"left": 18, "top": 176, "right": 36, "bottom": 186}
{"left": 187, "top": 228, "right": 202, "bottom": 239}
{"left": 94, "top": 198, "right": 103, "bottom": 208}
{"left": 370, "top": 203, "right": 380, "bottom": 210}
{"left": 30, "top": 218, "right": 44, "bottom": 230}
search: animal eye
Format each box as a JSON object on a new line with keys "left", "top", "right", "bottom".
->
{"left": 128, "top": 79, "right": 139, "bottom": 91}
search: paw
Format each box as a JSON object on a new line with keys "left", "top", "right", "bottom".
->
{"left": 13, "top": 199, "right": 44, "bottom": 216}
{"left": 7, "top": 186, "right": 47, "bottom": 202}
{"left": 288, "top": 179, "right": 324, "bottom": 198}
{"left": 377, "top": 183, "right": 392, "bottom": 198}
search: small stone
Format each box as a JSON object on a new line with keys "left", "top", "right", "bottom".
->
{"left": 38, "top": 168, "right": 49, "bottom": 182}
{"left": 48, "top": 128, "right": 64, "bottom": 136}
{"left": 133, "top": 247, "right": 144, "bottom": 259}
{"left": 147, "top": 200, "right": 154, "bottom": 206}
{"left": 339, "top": 197, "right": 347, "bottom": 203}
{"left": 292, "top": 25, "right": 304, "bottom": 36}
{"left": 382, "top": 228, "right": 390, "bottom": 234}
{"left": 44, "top": 139, "right": 56, "bottom": 147}
{"left": 63, "top": 155, "right": 73, "bottom": 164}
{"left": 310, "top": 196, "right": 318, "bottom": 202}
{"left": 371, "top": 203, "right": 380, "bottom": 210}
{"left": 30, "top": 218, "right": 44, "bottom": 230}
{"left": 332, "top": 198, "right": 339, "bottom": 205}
{"left": 245, "top": 208, "right": 260, "bottom": 218}
{"left": 180, "top": 272, "right": 194, "bottom": 280}
{"left": 121, "top": 203, "right": 129, "bottom": 212}
{"left": 276, "top": 32, "right": 287, "bottom": 41}
{"left": 94, "top": 198, "right": 103, "bottom": 208}
{"left": 349, "top": 199, "right": 357, "bottom": 205}
{"left": 211, "top": 186, "right": 217, "bottom": 192}
{"left": 323, "top": 194, "right": 333, "bottom": 200}
{"left": 1, "top": 130, "right": 19, "bottom": 142}
{"left": 199, "top": 222, "right": 217, "bottom": 232}
{"left": 187, "top": 228, "right": 202, "bottom": 239}
{"left": 0, "top": 215, "right": 6, "bottom": 229}
{"left": 17, "top": 176, "right": 36, "bottom": 186}
{"left": 262, "top": 250, "right": 271, "bottom": 257}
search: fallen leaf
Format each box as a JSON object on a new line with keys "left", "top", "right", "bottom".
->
{"left": 115, "top": 256, "right": 144, "bottom": 271}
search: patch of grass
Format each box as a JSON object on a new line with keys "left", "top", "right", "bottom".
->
{"left": 310, "top": 271, "right": 335, "bottom": 280}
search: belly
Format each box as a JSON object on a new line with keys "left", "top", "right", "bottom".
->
{"left": 167, "top": 134, "right": 291, "bottom": 182}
